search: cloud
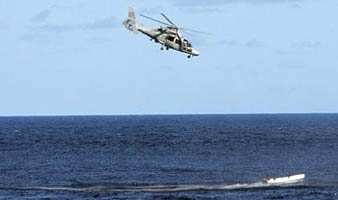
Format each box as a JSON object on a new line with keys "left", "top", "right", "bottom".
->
{"left": 290, "top": 3, "right": 302, "bottom": 8}
{"left": 291, "top": 41, "right": 321, "bottom": 49}
{"left": 173, "top": 0, "right": 303, "bottom": 7}
{"left": 277, "top": 62, "right": 305, "bottom": 69}
{"left": 140, "top": 6, "right": 165, "bottom": 15}
{"left": 220, "top": 39, "right": 238, "bottom": 46}
{"left": 276, "top": 49, "right": 304, "bottom": 55}
{"left": 19, "top": 34, "right": 40, "bottom": 41}
{"left": 0, "top": 22, "right": 8, "bottom": 29}
{"left": 31, "top": 6, "right": 55, "bottom": 23}
{"left": 218, "top": 38, "right": 262, "bottom": 48}
{"left": 87, "top": 37, "right": 114, "bottom": 44}
{"left": 32, "top": 16, "right": 118, "bottom": 33}
{"left": 29, "top": 4, "right": 118, "bottom": 32}
{"left": 245, "top": 39, "right": 263, "bottom": 48}
{"left": 81, "top": 16, "right": 118, "bottom": 30}
{"left": 179, "top": 6, "right": 222, "bottom": 13}
{"left": 39, "top": 24, "right": 74, "bottom": 32}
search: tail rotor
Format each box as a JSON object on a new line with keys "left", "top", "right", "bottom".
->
{"left": 123, "top": 6, "right": 138, "bottom": 34}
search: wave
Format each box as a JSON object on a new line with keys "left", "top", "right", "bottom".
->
{"left": 0, "top": 182, "right": 315, "bottom": 193}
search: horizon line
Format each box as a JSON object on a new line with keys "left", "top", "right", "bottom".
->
{"left": 1, "top": 112, "right": 338, "bottom": 118}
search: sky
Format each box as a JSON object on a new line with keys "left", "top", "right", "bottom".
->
{"left": 1, "top": 0, "right": 338, "bottom": 116}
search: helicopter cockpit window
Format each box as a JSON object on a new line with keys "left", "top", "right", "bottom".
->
{"left": 183, "top": 39, "right": 192, "bottom": 47}
{"left": 167, "top": 36, "right": 175, "bottom": 42}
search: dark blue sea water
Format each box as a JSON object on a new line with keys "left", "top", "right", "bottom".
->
{"left": 1, "top": 114, "right": 338, "bottom": 200}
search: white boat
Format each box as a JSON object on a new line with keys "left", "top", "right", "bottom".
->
{"left": 263, "top": 174, "right": 305, "bottom": 184}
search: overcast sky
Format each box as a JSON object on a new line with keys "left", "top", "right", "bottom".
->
{"left": 1, "top": 0, "right": 338, "bottom": 116}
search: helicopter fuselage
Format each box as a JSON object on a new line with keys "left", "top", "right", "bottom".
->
{"left": 136, "top": 25, "right": 200, "bottom": 57}
{"left": 123, "top": 7, "right": 200, "bottom": 58}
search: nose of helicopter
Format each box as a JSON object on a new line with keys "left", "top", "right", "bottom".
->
{"left": 192, "top": 49, "right": 200, "bottom": 56}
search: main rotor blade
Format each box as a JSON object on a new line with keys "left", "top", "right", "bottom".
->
{"left": 160, "top": 13, "right": 177, "bottom": 27}
{"left": 180, "top": 28, "right": 213, "bottom": 35}
{"left": 182, "top": 30, "right": 194, "bottom": 37}
{"left": 139, "top": 14, "right": 170, "bottom": 26}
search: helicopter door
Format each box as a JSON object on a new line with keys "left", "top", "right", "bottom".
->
{"left": 182, "top": 41, "right": 188, "bottom": 50}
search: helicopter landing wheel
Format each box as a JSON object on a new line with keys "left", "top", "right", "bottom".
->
{"left": 166, "top": 47, "right": 169, "bottom": 50}
{"left": 161, "top": 46, "right": 164, "bottom": 51}
{"left": 188, "top": 55, "right": 192, "bottom": 58}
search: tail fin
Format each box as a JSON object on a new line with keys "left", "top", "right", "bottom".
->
{"left": 123, "top": 6, "right": 138, "bottom": 34}
{"left": 128, "top": 6, "right": 136, "bottom": 20}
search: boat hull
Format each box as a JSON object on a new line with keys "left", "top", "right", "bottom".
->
{"left": 264, "top": 174, "right": 305, "bottom": 184}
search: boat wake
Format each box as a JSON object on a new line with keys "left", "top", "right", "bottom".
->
{"left": 1, "top": 182, "right": 307, "bottom": 193}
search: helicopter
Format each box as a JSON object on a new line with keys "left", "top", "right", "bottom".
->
{"left": 123, "top": 7, "right": 209, "bottom": 58}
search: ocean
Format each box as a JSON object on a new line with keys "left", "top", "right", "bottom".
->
{"left": 0, "top": 114, "right": 338, "bottom": 200}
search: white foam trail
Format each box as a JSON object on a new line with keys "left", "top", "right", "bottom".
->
{"left": 19, "top": 182, "right": 300, "bottom": 193}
